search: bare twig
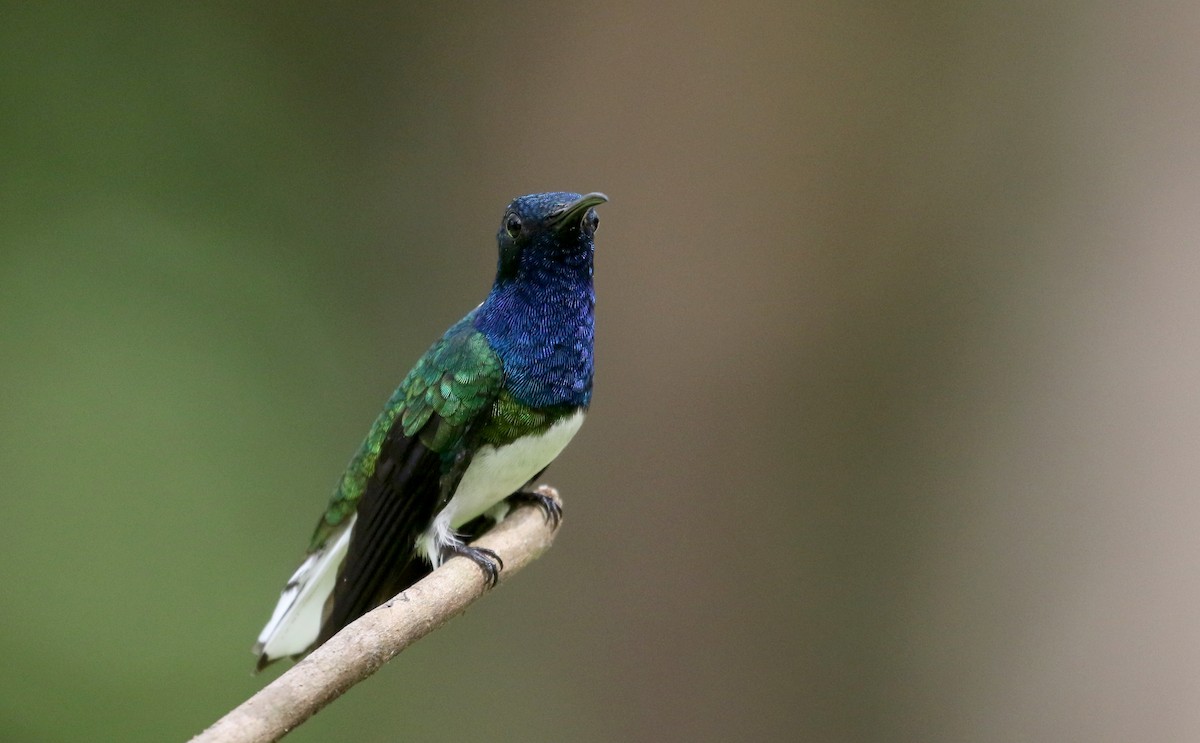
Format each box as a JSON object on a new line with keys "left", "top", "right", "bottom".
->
{"left": 191, "top": 486, "right": 563, "bottom": 743}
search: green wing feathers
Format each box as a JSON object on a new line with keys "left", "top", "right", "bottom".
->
{"left": 308, "top": 316, "right": 502, "bottom": 551}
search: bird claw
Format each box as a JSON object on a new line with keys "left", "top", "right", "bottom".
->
{"left": 509, "top": 487, "right": 563, "bottom": 528}
{"left": 444, "top": 543, "right": 504, "bottom": 588}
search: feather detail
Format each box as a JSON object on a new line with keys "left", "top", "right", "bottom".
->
{"left": 253, "top": 514, "right": 356, "bottom": 669}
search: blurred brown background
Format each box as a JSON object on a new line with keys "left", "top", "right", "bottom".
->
{"left": 4, "top": 3, "right": 1200, "bottom": 741}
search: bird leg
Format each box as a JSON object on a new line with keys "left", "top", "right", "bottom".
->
{"left": 440, "top": 541, "right": 504, "bottom": 588}
{"left": 507, "top": 484, "right": 563, "bottom": 528}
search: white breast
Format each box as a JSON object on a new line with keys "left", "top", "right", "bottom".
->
{"left": 419, "top": 409, "right": 585, "bottom": 564}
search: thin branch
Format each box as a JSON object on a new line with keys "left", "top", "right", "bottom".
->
{"left": 191, "top": 486, "right": 563, "bottom": 743}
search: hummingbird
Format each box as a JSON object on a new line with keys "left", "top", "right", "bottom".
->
{"left": 253, "top": 191, "right": 607, "bottom": 670}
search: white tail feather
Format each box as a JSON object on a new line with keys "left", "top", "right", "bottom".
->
{"left": 253, "top": 514, "right": 356, "bottom": 663}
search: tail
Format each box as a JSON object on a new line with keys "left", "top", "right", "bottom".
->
{"left": 314, "top": 554, "right": 432, "bottom": 648}
{"left": 252, "top": 515, "right": 356, "bottom": 671}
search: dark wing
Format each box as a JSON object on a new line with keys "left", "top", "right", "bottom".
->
{"left": 316, "top": 422, "right": 441, "bottom": 643}
{"left": 313, "top": 316, "right": 503, "bottom": 645}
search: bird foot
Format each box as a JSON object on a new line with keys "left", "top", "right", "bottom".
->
{"left": 442, "top": 542, "right": 504, "bottom": 588}
{"left": 508, "top": 485, "right": 563, "bottom": 528}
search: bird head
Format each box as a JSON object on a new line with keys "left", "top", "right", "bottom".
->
{"left": 495, "top": 192, "right": 607, "bottom": 281}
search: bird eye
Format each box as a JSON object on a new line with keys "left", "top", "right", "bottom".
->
{"left": 505, "top": 214, "right": 523, "bottom": 238}
{"left": 586, "top": 211, "right": 600, "bottom": 231}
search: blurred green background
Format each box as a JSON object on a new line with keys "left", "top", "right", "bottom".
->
{"left": 5, "top": 3, "right": 1200, "bottom": 742}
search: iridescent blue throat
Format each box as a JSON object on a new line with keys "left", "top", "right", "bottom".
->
{"left": 474, "top": 258, "right": 594, "bottom": 409}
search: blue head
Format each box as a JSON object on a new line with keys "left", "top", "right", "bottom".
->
{"left": 475, "top": 191, "right": 607, "bottom": 408}
{"left": 494, "top": 192, "right": 607, "bottom": 283}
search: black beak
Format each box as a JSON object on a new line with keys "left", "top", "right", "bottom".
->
{"left": 549, "top": 192, "right": 608, "bottom": 231}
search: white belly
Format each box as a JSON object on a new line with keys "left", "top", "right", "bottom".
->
{"left": 419, "top": 409, "right": 584, "bottom": 564}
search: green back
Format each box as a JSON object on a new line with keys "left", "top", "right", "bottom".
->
{"left": 308, "top": 315, "right": 502, "bottom": 551}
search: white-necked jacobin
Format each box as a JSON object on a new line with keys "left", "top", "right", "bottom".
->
{"left": 253, "top": 192, "right": 607, "bottom": 669}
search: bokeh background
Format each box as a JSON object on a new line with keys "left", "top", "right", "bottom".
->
{"left": 5, "top": 3, "right": 1200, "bottom": 741}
